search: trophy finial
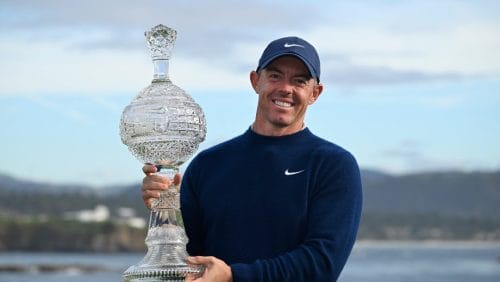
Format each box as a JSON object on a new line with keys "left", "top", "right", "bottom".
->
{"left": 145, "top": 24, "right": 178, "bottom": 60}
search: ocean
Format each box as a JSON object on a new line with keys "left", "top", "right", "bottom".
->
{"left": 1, "top": 241, "right": 499, "bottom": 282}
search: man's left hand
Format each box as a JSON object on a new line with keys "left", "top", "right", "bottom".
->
{"left": 186, "top": 256, "right": 232, "bottom": 282}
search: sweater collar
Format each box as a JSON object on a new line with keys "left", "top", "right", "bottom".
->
{"left": 245, "top": 126, "right": 312, "bottom": 145}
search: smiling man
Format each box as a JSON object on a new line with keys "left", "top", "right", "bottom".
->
{"left": 142, "top": 36, "right": 363, "bottom": 282}
{"left": 251, "top": 54, "right": 322, "bottom": 136}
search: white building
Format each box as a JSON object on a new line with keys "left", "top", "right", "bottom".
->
{"left": 64, "top": 205, "right": 110, "bottom": 222}
{"left": 64, "top": 205, "right": 146, "bottom": 228}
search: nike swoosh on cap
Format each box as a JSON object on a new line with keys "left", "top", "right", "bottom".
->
{"left": 284, "top": 43, "right": 305, "bottom": 48}
{"left": 284, "top": 169, "right": 305, "bottom": 176}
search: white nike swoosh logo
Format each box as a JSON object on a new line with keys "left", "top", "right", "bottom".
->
{"left": 284, "top": 43, "right": 305, "bottom": 48}
{"left": 284, "top": 169, "right": 305, "bottom": 176}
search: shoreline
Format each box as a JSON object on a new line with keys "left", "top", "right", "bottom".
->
{"left": 1, "top": 239, "right": 500, "bottom": 254}
{"left": 0, "top": 264, "right": 111, "bottom": 274}
{"left": 1, "top": 242, "right": 499, "bottom": 274}
{"left": 355, "top": 239, "right": 500, "bottom": 246}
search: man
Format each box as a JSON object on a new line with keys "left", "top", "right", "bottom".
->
{"left": 142, "top": 36, "right": 363, "bottom": 281}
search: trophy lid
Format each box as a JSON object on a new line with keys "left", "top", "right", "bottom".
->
{"left": 145, "top": 24, "right": 178, "bottom": 60}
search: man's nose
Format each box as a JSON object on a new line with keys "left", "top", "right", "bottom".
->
{"left": 276, "top": 79, "right": 294, "bottom": 95}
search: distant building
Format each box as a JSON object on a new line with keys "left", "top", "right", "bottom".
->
{"left": 64, "top": 205, "right": 110, "bottom": 222}
{"left": 63, "top": 205, "right": 146, "bottom": 228}
{"left": 116, "top": 206, "right": 147, "bottom": 229}
{"left": 117, "top": 207, "right": 136, "bottom": 218}
{"left": 124, "top": 217, "right": 147, "bottom": 229}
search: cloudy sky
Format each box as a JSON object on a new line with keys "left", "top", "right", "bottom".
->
{"left": 1, "top": 0, "right": 499, "bottom": 187}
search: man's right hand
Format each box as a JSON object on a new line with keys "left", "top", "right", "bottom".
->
{"left": 141, "top": 164, "right": 181, "bottom": 209}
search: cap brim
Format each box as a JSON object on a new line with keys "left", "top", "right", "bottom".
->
{"left": 258, "top": 53, "right": 318, "bottom": 81}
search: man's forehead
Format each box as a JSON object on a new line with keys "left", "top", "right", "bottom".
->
{"left": 265, "top": 56, "right": 311, "bottom": 76}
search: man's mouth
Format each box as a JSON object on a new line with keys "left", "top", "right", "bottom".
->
{"left": 273, "top": 99, "right": 293, "bottom": 108}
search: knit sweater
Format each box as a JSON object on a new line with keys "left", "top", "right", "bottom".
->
{"left": 180, "top": 127, "right": 362, "bottom": 281}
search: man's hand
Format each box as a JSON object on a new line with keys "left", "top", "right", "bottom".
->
{"left": 186, "top": 256, "right": 232, "bottom": 282}
{"left": 141, "top": 164, "right": 181, "bottom": 209}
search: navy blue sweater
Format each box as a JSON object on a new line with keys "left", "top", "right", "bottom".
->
{"left": 181, "top": 128, "right": 362, "bottom": 281}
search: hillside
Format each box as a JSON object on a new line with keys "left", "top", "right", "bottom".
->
{"left": 361, "top": 169, "right": 500, "bottom": 218}
{"left": 1, "top": 169, "right": 499, "bottom": 250}
{"left": 0, "top": 173, "right": 146, "bottom": 218}
{"left": 3, "top": 169, "right": 499, "bottom": 218}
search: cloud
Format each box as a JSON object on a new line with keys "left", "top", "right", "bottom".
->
{"left": 1, "top": 0, "right": 500, "bottom": 97}
{"left": 311, "top": 21, "right": 500, "bottom": 85}
{"left": 378, "top": 139, "right": 485, "bottom": 174}
{"left": 0, "top": 1, "right": 318, "bottom": 49}
{"left": 323, "top": 63, "right": 467, "bottom": 86}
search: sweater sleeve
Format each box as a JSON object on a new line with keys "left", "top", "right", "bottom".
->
{"left": 181, "top": 159, "right": 205, "bottom": 256}
{"left": 230, "top": 152, "right": 363, "bottom": 282}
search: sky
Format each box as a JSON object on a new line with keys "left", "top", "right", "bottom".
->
{"left": 0, "top": 0, "right": 499, "bottom": 187}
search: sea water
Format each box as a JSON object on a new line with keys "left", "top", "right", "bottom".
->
{"left": 1, "top": 241, "right": 499, "bottom": 282}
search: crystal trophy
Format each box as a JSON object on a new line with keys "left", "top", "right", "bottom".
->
{"left": 120, "top": 24, "right": 206, "bottom": 281}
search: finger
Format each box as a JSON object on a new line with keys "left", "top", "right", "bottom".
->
{"left": 187, "top": 256, "right": 214, "bottom": 265}
{"left": 141, "top": 183, "right": 169, "bottom": 195}
{"left": 142, "top": 191, "right": 163, "bottom": 208}
{"left": 142, "top": 175, "right": 171, "bottom": 189}
{"left": 145, "top": 198, "right": 154, "bottom": 209}
{"left": 146, "top": 173, "right": 173, "bottom": 185}
{"left": 141, "top": 183, "right": 165, "bottom": 209}
{"left": 142, "top": 163, "right": 158, "bottom": 175}
{"left": 173, "top": 173, "right": 182, "bottom": 186}
{"left": 142, "top": 188, "right": 162, "bottom": 200}
{"left": 185, "top": 274, "right": 199, "bottom": 282}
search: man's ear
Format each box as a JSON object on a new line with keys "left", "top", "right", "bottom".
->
{"left": 309, "top": 83, "right": 323, "bottom": 105}
{"left": 250, "top": 71, "right": 260, "bottom": 93}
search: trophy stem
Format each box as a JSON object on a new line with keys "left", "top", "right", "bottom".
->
{"left": 153, "top": 59, "right": 169, "bottom": 82}
{"left": 123, "top": 166, "right": 204, "bottom": 281}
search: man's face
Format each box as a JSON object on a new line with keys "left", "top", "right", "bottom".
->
{"left": 250, "top": 56, "right": 323, "bottom": 135}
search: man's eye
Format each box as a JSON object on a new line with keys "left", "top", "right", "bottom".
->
{"left": 294, "top": 78, "right": 307, "bottom": 85}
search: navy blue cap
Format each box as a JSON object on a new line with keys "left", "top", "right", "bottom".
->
{"left": 256, "top": 36, "right": 321, "bottom": 82}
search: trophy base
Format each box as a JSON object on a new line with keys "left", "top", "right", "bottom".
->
{"left": 123, "top": 224, "right": 204, "bottom": 281}
{"left": 123, "top": 263, "right": 204, "bottom": 282}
